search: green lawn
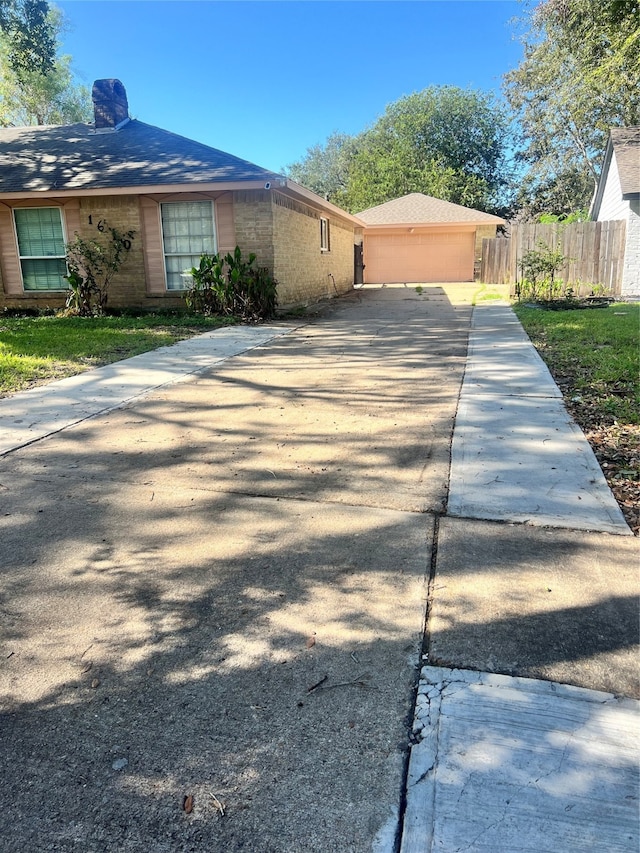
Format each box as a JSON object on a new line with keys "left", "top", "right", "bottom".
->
{"left": 513, "top": 303, "right": 639, "bottom": 424}
{"left": 514, "top": 302, "right": 639, "bottom": 534}
{"left": 0, "top": 313, "right": 236, "bottom": 396}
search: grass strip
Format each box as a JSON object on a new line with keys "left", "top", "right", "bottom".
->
{"left": 0, "top": 313, "right": 236, "bottom": 396}
{"left": 514, "top": 302, "right": 639, "bottom": 534}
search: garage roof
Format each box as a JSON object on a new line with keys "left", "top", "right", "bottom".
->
{"left": 357, "top": 193, "right": 505, "bottom": 226}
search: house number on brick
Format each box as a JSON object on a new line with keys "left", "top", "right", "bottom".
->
{"left": 87, "top": 215, "right": 132, "bottom": 250}
{"left": 87, "top": 216, "right": 106, "bottom": 232}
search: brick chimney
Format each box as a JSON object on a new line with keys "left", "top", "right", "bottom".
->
{"left": 92, "top": 79, "right": 129, "bottom": 129}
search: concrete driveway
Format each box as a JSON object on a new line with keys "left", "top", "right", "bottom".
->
{"left": 0, "top": 285, "right": 472, "bottom": 853}
{"left": 1, "top": 285, "right": 637, "bottom": 853}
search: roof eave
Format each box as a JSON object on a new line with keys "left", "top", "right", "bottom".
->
{"left": 589, "top": 135, "right": 614, "bottom": 220}
{"left": 0, "top": 177, "right": 367, "bottom": 227}
{"left": 362, "top": 219, "right": 503, "bottom": 229}
{"left": 0, "top": 179, "right": 281, "bottom": 199}
{"left": 281, "top": 179, "right": 365, "bottom": 225}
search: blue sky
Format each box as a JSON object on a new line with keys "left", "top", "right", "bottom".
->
{"left": 57, "top": 1, "right": 524, "bottom": 174}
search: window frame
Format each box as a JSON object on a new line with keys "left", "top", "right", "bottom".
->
{"left": 320, "top": 216, "right": 330, "bottom": 253}
{"left": 160, "top": 199, "right": 217, "bottom": 292}
{"left": 13, "top": 206, "right": 68, "bottom": 292}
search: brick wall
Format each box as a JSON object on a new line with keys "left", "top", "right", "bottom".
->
{"left": 0, "top": 250, "right": 7, "bottom": 308}
{"left": 621, "top": 200, "right": 640, "bottom": 298}
{"left": 0, "top": 200, "right": 73, "bottom": 311}
{"left": 0, "top": 194, "right": 185, "bottom": 312}
{"left": 76, "top": 196, "right": 150, "bottom": 309}
{"left": 231, "top": 189, "right": 356, "bottom": 307}
{"left": 233, "top": 190, "right": 275, "bottom": 271}
{"left": 271, "top": 192, "right": 355, "bottom": 306}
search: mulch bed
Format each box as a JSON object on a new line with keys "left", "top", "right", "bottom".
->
{"left": 562, "top": 390, "right": 639, "bottom": 536}
{"left": 524, "top": 297, "right": 615, "bottom": 311}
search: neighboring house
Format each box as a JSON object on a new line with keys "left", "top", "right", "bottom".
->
{"left": 0, "top": 79, "right": 361, "bottom": 311}
{"left": 589, "top": 127, "right": 640, "bottom": 299}
{"left": 357, "top": 193, "right": 504, "bottom": 284}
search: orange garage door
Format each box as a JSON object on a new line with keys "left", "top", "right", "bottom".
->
{"left": 364, "top": 229, "right": 475, "bottom": 283}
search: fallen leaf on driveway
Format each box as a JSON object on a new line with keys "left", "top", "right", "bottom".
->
{"left": 183, "top": 795, "right": 194, "bottom": 814}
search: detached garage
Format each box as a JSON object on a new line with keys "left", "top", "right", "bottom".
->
{"left": 358, "top": 193, "right": 504, "bottom": 284}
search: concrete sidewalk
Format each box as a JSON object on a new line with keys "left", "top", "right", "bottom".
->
{"left": 401, "top": 301, "right": 638, "bottom": 852}
{"left": 448, "top": 302, "right": 630, "bottom": 534}
{"left": 402, "top": 668, "right": 639, "bottom": 853}
{"left": 0, "top": 287, "right": 637, "bottom": 853}
{"left": 0, "top": 324, "right": 295, "bottom": 455}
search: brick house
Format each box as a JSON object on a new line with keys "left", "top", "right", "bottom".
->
{"left": 0, "top": 79, "right": 361, "bottom": 311}
{"left": 589, "top": 127, "right": 640, "bottom": 299}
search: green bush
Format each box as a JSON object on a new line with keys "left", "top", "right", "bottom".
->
{"left": 516, "top": 241, "right": 568, "bottom": 301}
{"left": 184, "top": 246, "right": 278, "bottom": 321}
{"left": 65, "top": 223, "right": 135, "bottom": 316}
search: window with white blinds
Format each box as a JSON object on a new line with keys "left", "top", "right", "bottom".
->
{"left": 160, "top": 201, "right": 217, "bottom": 291}
{"left": 14, "top": 207, "right": 67, "bottom": 291}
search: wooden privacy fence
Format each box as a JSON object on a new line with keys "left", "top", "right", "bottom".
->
{"left": 480, "top": 221, "right": 627, "bottom": 295}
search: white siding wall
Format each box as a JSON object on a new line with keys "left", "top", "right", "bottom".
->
{"left": 598, "top": 154, "right": 630, "bottom": 221}
{"left": 621, "top": 198, "right": 640, "bottom": 297}
{"left": 597, "top": 152, "right": 638, "bottom": 298}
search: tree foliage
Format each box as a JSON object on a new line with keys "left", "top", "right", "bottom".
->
{"left": 286, "top": 86, "right": 511, "bottom": 215}
{"left": 0, "top": 2, "right": 90, "bottom": 126}
{"left": 0, "top": 0, "right": 55, "bottom": 78}
{"left": 286, "top": 132, "right": 355, "bottom": 208}
{"left": 0, "top": 42, "right": 90, "bottom": 125}
{"left": 504, "top": 0, "right": 640, "bottom": 217}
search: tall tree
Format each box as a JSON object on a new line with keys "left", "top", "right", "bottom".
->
{"left": 504, "top": 0, "right": 640, "bottom": 217}
{"left": 345, "top": 87, "right": 510, "bottom": 213}
{"left": 0, "top": 2, "right": 90, "bottom": 126}
{"left": 286, "top": 86, "right": 511, "bottom": 215}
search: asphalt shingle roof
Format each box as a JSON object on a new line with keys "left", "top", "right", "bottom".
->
{"left": 0, "top": 119, "right": 281, "bottom": 193}
{"left": 356, "top": 193, "right": 504, "bottom": 225}
{"left": 610, "top": 127, "right": 640, "bottom": 196}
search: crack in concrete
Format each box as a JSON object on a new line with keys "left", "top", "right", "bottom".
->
{"left": 408, "top": 761, "right": 436, "bottom": 789}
